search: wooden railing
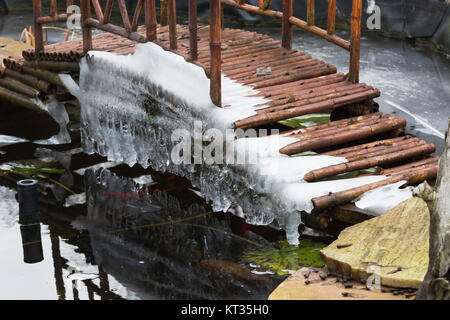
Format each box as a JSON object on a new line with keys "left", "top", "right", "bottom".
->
{"left": 32, "top": 0, "right": 363, "bottom": 107}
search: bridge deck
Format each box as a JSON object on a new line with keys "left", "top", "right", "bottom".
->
{"left": 0, "top": 25, "right": 439, "bottom": 225}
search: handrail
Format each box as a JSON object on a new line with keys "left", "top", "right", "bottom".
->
{"left": 32, "top": 0, "right": 363, "bottom": 108}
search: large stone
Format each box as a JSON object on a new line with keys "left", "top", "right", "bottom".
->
{"left": 269, "top": 267, "right": 407, "bottom": 300}
{"left": 320, "top": 197, "right": 430, "bottom": 289}
{"left": 0, "top": 37, "right": 32, "bottom": 68}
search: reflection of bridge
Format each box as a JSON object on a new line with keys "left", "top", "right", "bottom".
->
{"left": 0, "top": 1, "right": 440, "bottom": 231}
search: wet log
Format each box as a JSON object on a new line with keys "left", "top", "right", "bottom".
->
{"left": 0, "top": 87, "right": 45, "bottom": 114}
{"left": 417, "top": 119, "right": 450, "bottom": 300}
{"left": 86, "top": 18, "right": 146, "bottom": 43}
{"left": 188, "top": 0, "right": 198, "bottom": 61}
{"left": 0, "top": 78, "right": 40, "bottom": 98}
{"left": 33, "top": 0, "right": 43, "bottom": 52}
{"left": 327, "top": 0, "right": 336, "bottom": 34}
{"left": 311, "top": 166, "right": 438, "bottom": 211}
{"left": 210, "top": 0, "right": 222, "bottom": 107}
{"left": 22, "top": 60, "right": 80, "bottom": 73}
{"left": 20, "top": 66, "right": 66, "bottom": 87}
{"left": 131, "top": 0, "right": 144, "bottom": 32}
{"left": 349, "top": 0, "right": 362, "bottom": 83}
{"left": 3, "top": 68, "right": 52, "bottom": 93}
{"left": 304, "top": 142, "right": 436, "bottom": 182}
{"left": 282, "top": 0, "right": 293, "bottom": 50}
{"left": 279, "top": 114, "right": 403, "bottom": 155}
{"left": 168, "top": 0, "right": 177, "bottom": 50}
{"left": 103, "top": 0, "right": 114, "bottom": 24}
{"left": 145, "top": 0, "right": 157, "bottom": 41}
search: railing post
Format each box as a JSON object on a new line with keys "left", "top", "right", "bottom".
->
{"left": 307, "top": 0, "right": 314, "bottom": 26}
{"left": 160, "top": 0, "right": 168, "bottom": 26}
{"left": 282, "top": 0, "right": 293, "bottom": 50}
{"left": 349, "top": 0, "right": 362, "bottom": 83}
{"left": 32, "top": 0, "right": 43, "bottom": 52}
{"left": 210, "top": 0, "right": 222, "bottom": 107}
{"left": 81, "top": 0, "right": 93, "bottom": 53}
{"left": 145, "top": 0, "right": 157, "bottom": 41}
{"left": 189, "top": 0, "right": 198, "bottom": 61}
{"left": 327, "top": 0, "right": 336, "bottom": 35}
{"left": 168, "top": 0, "right": 177, "bottom": 50}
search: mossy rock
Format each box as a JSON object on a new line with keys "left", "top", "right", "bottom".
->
{"left": 321, "top": 197, "right": 430, "bottom": 289}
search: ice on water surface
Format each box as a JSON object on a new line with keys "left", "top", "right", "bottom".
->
{"left": 62, "top": 42, "right": 390, "bottom": 244}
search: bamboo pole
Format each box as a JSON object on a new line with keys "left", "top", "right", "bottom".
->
{"left": 103, "top": 0, "right": 114, "bottom": 24}
{"left": 91, "top": 0, "right": 104, "bottom": 22}
{"left": 132, "top": 0, "right": 144, "bottom": 32}
{"left": 279, "top": 116, "right": 405, "bottom": 155}
{"left": 81, "top": 0, "right": 93, "bottom": 52}
{"left": 117, "top": 0, "right": 132, "bottom": 33}
{"left": 160, "top": 0, "right": 169, "bottom": 26}
{"left": 33, "top": 0, "right": 43, "bottom": 52}
{"left": 307, "top": 0, "right": 314, "bottom": 26}
{"left": 0, "top": 79, "right": 40, "bottom": 98}
{"left": 210, "top": 0, "right": 222, "bottom": 107}
{"left": 282, "top": 0, "right": 293, "bottom": 50}
{"left": 312, "top": 166, "right": 438, "bottom": 211}
{"left": 349, "top": 0, "right": 362, "bottom": 83}
{"left": 22, "top": 60, "right": 80, "bottom": 72}
{"left": 0, "top": 87, "right": 47, "bottom": 114}
{"left": 189, "top": 0, "right": 198, "bottom": 61}
{"left": 304, "top": 143, "right": 436, "bottom": 182}
{"left": 327, "top": 0, "right": 336, "bottom": 34}
{"left": 3, "top": 68, "right": 52, "bottom": 93}
{"left": 168, "top": 0, "right": 177, "bottom": 50}
{"left": 145, "top": 0, "right": 157, "bottom": 41}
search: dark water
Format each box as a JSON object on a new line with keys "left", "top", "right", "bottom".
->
{"left": 0, "top": 7, "right": 449, "bottom": 300}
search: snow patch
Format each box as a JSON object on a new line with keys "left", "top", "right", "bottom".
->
{"left": 354, "top": 180, "right": 413, "bottom": 215}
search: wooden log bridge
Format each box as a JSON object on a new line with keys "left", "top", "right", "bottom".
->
{"left": 0, "top": 1, "right": 441, "bottom": 229}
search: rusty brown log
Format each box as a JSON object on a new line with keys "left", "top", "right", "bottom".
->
{"left": 33, "top": 0, "right": 43, "bottom": 52}
{"left": 86, "top": 18, "right": 146, "bottom": 43}
{"left": 103, "top": 0, "right": 114, "bottom": 24}
{"left": 322, "top": 135, "right": 413, "bottom": 156}
{"left": 282, "top": 114, "right": 398, "bottom": 143}
{"left": 23, "top": 60, "right": 80, "bottom": 73}
{"left": 311, "top": 166, "right": 438, "bottom": 211}
{"left": 81, "top": 0, "right": 93, "bottom": 52}
{"left": 382, "top": 156, "right": 441, "bottom": 175}
{"left": 91, "top": 0, "right": 104, "bottom": 22}
{"left": 327, "top": 0, "right": 336, "bottom": 34}
{"left": 20, "top": 65, "right": 66, "bottom": 87}
{"left": 49, "top": 0, "right": 57, "bottom": 16}
{"left": 234, "top": 89, "right": 380, "bottom": 130}
{"left": 168, "top": 0, "right": 177, "bottom": 50}
{"left": 307, "top": 0, "right": 315, "bottom": 26}
{"left": 344, "top": 139, "right": 425, "bottom": 162}
{"left": 3, "top": 68, "right": 52, "bottom": 93}
{"left": 249, "top": 64, "right": 337, "bottom": 88}
{"left": 145, "top": 0, "right": 157, "bottom": 41}
{"left": 304, "top": 142, "right": 435, "bottom": 182}
{"left": 349, "top": 0, "right": 362, "bottom": 83}
{"left": 282, "top": 0, "right": 293, "bottom": 50}
{"left": 0, "top": 78, "right": 40, "bottom": 98}
{"left": 279, "top": 112, "right": 384, "bottom": 137}
{"left": 117, "top": 0, "right": 132, "bottom": 33}
{"left": 160, "top": 0, "right": 169, "bottom": 26}
{"left": 189, "top": 0, "right": 198, "bottom": 61}
{"left": 210, "top": 0, "right": 222, "bottom": 107}
{"left": 0, "top": 87, "right": 47, "bottom": 114}
{"left": 257, "top": 83, "right": 371, "bottom": 112}
{"left": 278, "top": 115, "right": 405, "bottom": 155}
{"left": 36, "top": 14, "right": 69, "bottom": 24}
{"left": 131, "top": 0, "right": 144, "bottom": 32}
{"left": 259, "top": 73, "right": 346, "bottom": 96}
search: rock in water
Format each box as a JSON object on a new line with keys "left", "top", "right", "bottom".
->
{"left": 269, "top": 267, "right": 407, "bottom": 300}
{"left": 320, "top": 197, "right": 430, "bottom": 289}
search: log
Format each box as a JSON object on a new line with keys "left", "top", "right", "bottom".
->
{"left": 417, "top": 119, "right": 450, "bottom": 300}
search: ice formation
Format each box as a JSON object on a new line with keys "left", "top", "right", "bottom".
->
{"left": 34, "top": 97, "right": 71, "bottom": 145}
{"left": 62, "top": 42, "right": 390, "bottom": 244}
{"left": 354, "top": 180, "right": 414, "bottom": 215}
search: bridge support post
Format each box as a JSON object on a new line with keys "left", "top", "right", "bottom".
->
{"left": 349, "top": 0, "right": 362, "bottom": 84}
{"left": 81, "top": 0, "right": 93, "bottom": 53}
{"left": 145, "top": 0, "right": 157, "bottom": 41}
{"left": 189, "top": 0, "right": 198, "bottom": 61}
{"left": 282, "top": 0, "right": 293, "bottom": 50}
{"left": 32, "top": 0, "right": 44, "bottom": 52}
{"left": 168, "top": 0, "right": 177, "bottom": 50}
{"left": 210, "top": 0, "right": 222, "bottom": 107}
